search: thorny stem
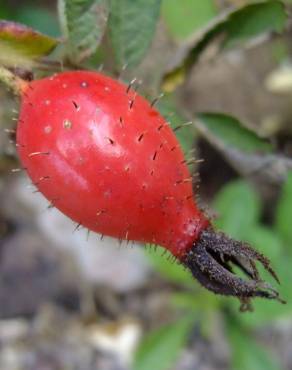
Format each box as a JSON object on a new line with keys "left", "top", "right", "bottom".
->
{"left": 183, "top": 227, "right": 286, "bottom": 312}
{"left": 0, "top": 66, "right": 27, "bottom": 96}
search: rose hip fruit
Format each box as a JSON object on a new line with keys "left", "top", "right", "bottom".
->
{"left": 15, "top": 71, "right": 283, "bottom": 310}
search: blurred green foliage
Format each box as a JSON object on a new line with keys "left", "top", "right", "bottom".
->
{"left": 1, "top": 1, "right": 292, "bottom": 370}
{"left": 133, "top": 315, "right": 194, "bottom": 370}
{"left": 0, "top": 1, "right": 60, "bottom": 36}
{"left": 163, "top": 0, "right": 287, "bottom": 91}
{"left": 222, "top": 1, "right": 286, "bottom": 48}
{"left": 196, "top": 113, "right": 273, "bottom": 154}
{"left": 162, "top": 0, "right": 217, "bottom": 39}
{"left": 228, "top": 323, "right": 280, "bottom": 370}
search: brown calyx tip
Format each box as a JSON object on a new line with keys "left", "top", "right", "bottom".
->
{"left": 182, "top": 227, "right": 286, "bottom": 312}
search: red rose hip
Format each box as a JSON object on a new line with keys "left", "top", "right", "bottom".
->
{"left": 13, "top": 71, "right": 283, "bottom": 310}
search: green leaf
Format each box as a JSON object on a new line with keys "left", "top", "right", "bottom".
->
{"left": 163, "top": 1, "right": 287, "bottom": 89}
{"left": 196, "top": 113, "right": 273, "bottom": 154}
{"left": 144, "top": 246, "right": 194, "bottom": 286}
{"left": 246, "top": 226, "right": 283, "bottom": 261}
{"left": 133, "top": 316, "right": 193, "bottom": 370}
{"left": 157, "top": 96, "right": 196, "bottom": 155}
{"left": 195, "top": 113, "right": 292, "bottom": 184}
{"left": 223, "top": 0, "right": 286, "bottom": 48}
{"left": 13, "top": 6, "right": 60, "bottom": 37}
{"left": 58, "top": 0, "right": 109, "bottom": 63}
{"left": 109, "top": 0, "right": 161, "bottom": 69}
{"left": 0, "top": 1, "right": 13, "bottom": 18}
{"left": 214, "top": 180, "right": 261, "bottom": 240}
{"left": 162, "top": 0, "right": 217, "bottom": 40}
{"left": 275, "top": 172, "right": 292, "bottom": 245}
{"left": 228, "top": 323, "right": 280, "bottom": 370}
{"left": 0, "top": 20, "right": 59, "bottom": 68}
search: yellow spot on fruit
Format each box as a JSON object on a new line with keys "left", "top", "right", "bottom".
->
{"left": 63, "top": 119, "right": 73, "bottom": 130}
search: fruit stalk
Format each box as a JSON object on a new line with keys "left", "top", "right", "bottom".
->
{"left": 0, "top": 66, "right": 27, "bottom": 95}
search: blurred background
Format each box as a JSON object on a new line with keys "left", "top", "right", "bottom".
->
{"left": 1, "top": 0, "right": 292, "bottom": 369}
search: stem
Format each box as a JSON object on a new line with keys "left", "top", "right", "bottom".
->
{"left": 0, "top": 66, "right": 27, "bottom": 95}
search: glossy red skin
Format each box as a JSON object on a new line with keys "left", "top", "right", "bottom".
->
{"left": 17, "top": 71, "right": 209, "bottom": 258}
